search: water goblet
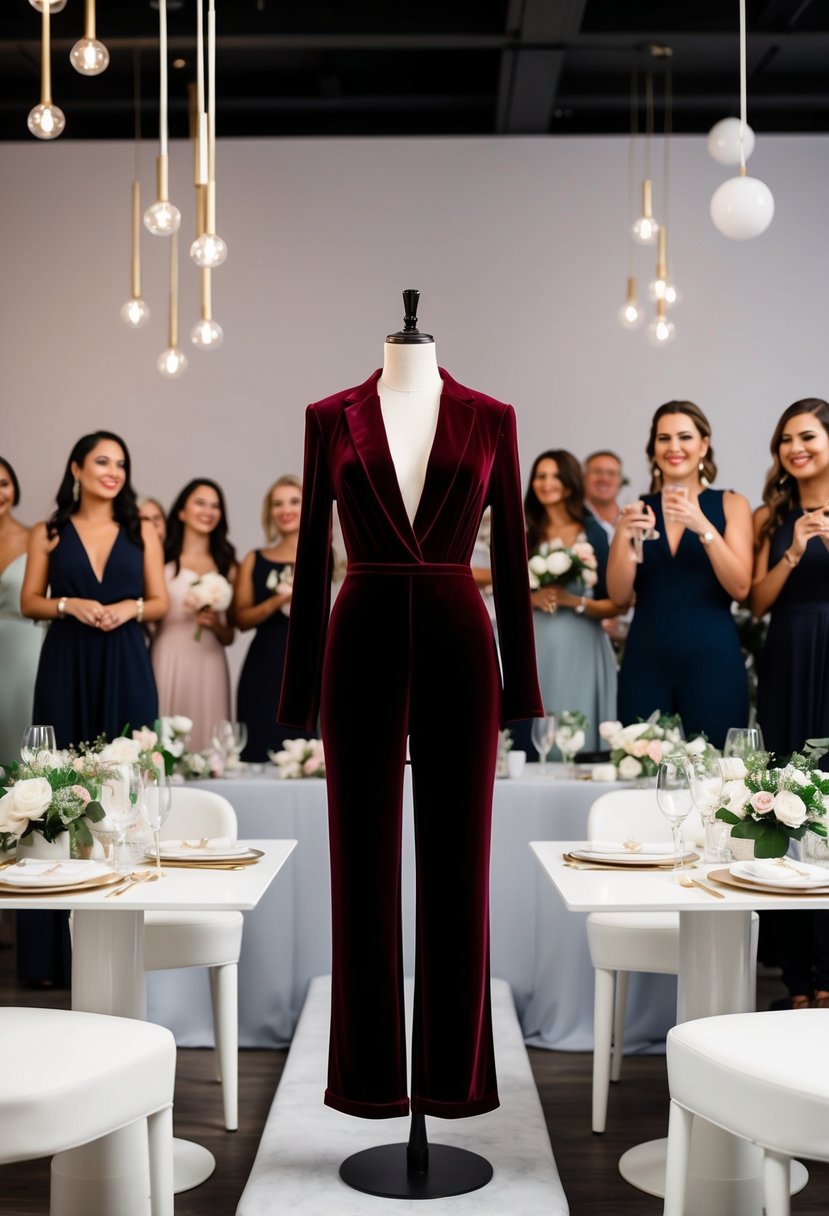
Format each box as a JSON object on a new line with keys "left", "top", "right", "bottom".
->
{"left": 656, "top": 757, "right": 694, "bottom": 881}
{"left": 531, "top": 714, "right": 557, "bottom": 775}
{"left": 723, "top": 726, "right": 765, "bottom": 760}
{"left": 142, "top": 766, "right": 172, "bottom": 878}
{"left": 100, "top": 762, "right": 142, "bottom": 875}
{"left": 686, "top": 755, "right": 725, "bottom": 862}
{"left": 212, "top": 720, "right": 248, "bottom": 769}
{"left": 556, "top": 719, "right": 586, "bottom": 778}
{"left": 21, "top": 724, "right": 57, "bottom": 763}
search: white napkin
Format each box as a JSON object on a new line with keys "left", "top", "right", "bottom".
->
{"left": 1, "top": 859, "right": 107, "bottom": 887}
{"left": 163, "top": 837, "right": 234, "bottom": 852}
{"left": 734, "top": 859, "right": 829, "bottom": 888}
{"left": 588, "top": 840, "right": 674, "bottom": 856}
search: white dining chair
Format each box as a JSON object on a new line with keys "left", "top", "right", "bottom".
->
{"left": 665, "top": 1009, "right": 829, "bottom": 1215}
{"left": 0, "top": 1007, "right": 175, "bottom": 1216}
{"left": 585, "top": 788, "right": 757, "bottom": 1134}
{"left": 143, "top": 785, "right": 243, "bottom": 1131}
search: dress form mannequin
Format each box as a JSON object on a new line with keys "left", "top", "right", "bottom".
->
{"left": 378, "top": 339, "right": 442, "bottom": 526}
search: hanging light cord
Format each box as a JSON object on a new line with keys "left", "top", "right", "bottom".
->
{"left": 133, "top": 47, "right": 142, "bottom": 180}
{"left": 627, "top": 68, "right": 638, "bottom": 278}
{"left": 644, "top": 69, "right": 654, "bottom": 182}
{"left": 739, "top": 0, "right": 747, "bottom": 171}
{"left": 661, "top": 64, "right": 672, "bottom": 245}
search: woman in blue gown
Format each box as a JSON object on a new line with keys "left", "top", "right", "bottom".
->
{"left": 234, "top": 475, "right": 312, "bottom": 761}
{"left": 751, "top": 398, "right": 829, "bottom": 1009}
{"left": 19, "top": 431, "right": 167, "bottom": 984}
{"left": 607, "top": 401, "right": 753, "bottom": 749}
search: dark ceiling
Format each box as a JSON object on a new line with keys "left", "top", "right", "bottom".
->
{"left": 4, "top": 0, "right": 829, "bottom": 142}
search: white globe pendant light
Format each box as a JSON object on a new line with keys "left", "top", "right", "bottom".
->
{"left": 707, "top": 117, "right": 755, "bottom": 166}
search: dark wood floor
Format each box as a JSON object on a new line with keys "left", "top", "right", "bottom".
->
{"left": 2, "top": 935, "right": 828, "bottom": 1215}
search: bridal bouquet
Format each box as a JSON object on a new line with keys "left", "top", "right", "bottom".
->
{"left": 715, "top": 752, "right": 829, "bottom": 858}
{"left": 599, "top": 711, "right": 716, "bottom": 780}
{"left": 269, "top": 738, "right": 325, "bottom": 779}
{"left": 183, "top": 572, "right": 233, "bottom": 640}
{"left": 266, "top": 565, "right": 294, "bottom": 616}
{"left": 0, "top": 749, "right": 105, "bottom": 852}
{"left": 528, "top": 540, "right": 598, "bottom": 591}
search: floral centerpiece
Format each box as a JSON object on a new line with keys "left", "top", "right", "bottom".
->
{"left": 183, "top": 572, "right": 233, "bottom": 640}
{"left": 0, "top": 749, "right": 106, "bottom": 854}
{"left": 528, "top": 540, "right": 598, "bottom": 591}
{"left": 599, "top": 711, "right": 717, "bottom": 781}
{"left": 715, "top": 752, "right": 829, "bottom": 858}
{"left": 269, "top": 738, "right": 325, "bottom": 779}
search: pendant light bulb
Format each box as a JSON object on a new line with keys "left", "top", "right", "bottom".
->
{"left": 70, "top": 37, "right": 109, "bottom": 75}
{"left": 144, "top": 199, "right": 181, "bottom": 236}
{"left": 710, "top": 174, "right": 774, "bottom": 240}
{"left": 649, "top": 278, "right": 681, "bottom": 306}
{"left": 632, "top": 179, "right": 659, "bottom": 246}
{"left": 647, "top": 300, "right": 676, "bottom": 347}
{"left": 190, "top": 232, "right": 227, "bottom": 269}
{"left": 191, "top": 318, "right": 224, "bottom": 349}
{"left": 707, "top": 117, "right": 755, "bottom": 166}
{"left": 29, "top": 0, "right": 67, "bottom": 11}
{"left": 157, "top": 348, "right": 188, "bottom": 378}
{"left": 121, "top": 298, "right": 150, "bottom": 329}
{"left": 27, "top": 102, "right": 65, "bottom": 140}
{"left": 618, "top": 278, "right": 644, "bottom": 330}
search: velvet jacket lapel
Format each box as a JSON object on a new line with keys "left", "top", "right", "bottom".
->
{"left": 343, "top": 368, "right": 477, "bottom": 561}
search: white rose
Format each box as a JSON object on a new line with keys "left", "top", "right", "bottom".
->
{"left": 684, "top": 736, "right": 707, "bottom": 757}
{"left": 723, "top": 779, "right": 750, "bottom": 819}
{"left": 529, "top": 555, "right": 549, "bottom": 576}
{"left": 166, "top": 739, "right": 184, "bottom": 759}
{"left": 99, "top": 737, "right": 142, "bottom": 764}
{"left": 618, "top": 756, "right": 643, "bottom": 780}
{"left": 547, "top": 551, "right": 572, "bottom": 577}
{"left": 658, "top": 739, "right": 676, "bottom": 760}
{"left": 618, "top": 723, "right": 650, "bottom": 744}
{"left": 773, "top": 789, "right": 807, "bottom": 828}
{"left": 591, "top": 763, "right": 617, "bottom": 782}
{"left": 780, "top": 766, "right": 808, "bottom": 788}
{"left": 10, "top": 777, "right": 52, "bottom": 823}
{"left": 599, "top": 720, "right": 621, "bottom": 741}
{"left": 170, "top": 716, "right": 193, "bottom": 735}
{"left": 582, "top": 569, "right": 598, "bottom": 588}
{"left": 719, "top": 756, "right": 748, "bottom": 780}
{"left": 0, "top": 789, "right": 32, "bottom": 835}
{"left": 566, "top": 730, "right": 586, "bottom": 753}
{"left": 132, "top": 727, "right": 158, "bottom": 750}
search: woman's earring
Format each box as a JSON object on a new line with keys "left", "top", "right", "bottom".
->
{"left": 72, "top": 477, "right": 80, "bottom": 503}
{"left": 777, "top": 471, "right": 790, "bottom": 489}
{"left": 698, "top": 458, "right": 710, "bottom": 488}
{"left": 652, "top": 464, "right": 662, "bottom": 479}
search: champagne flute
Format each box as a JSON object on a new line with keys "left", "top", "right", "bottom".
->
{"left": 625, "top": 500, "right": 659, "bottom": 564}
{"left": 142, "top": 766, "right": 172, "bottom": 878}
{"left": 100, "top": 762, "right": 142, "bottom": 875}
{"left": 531, "top": 713, "right": 557, "bottom": 775}
{"left": 656, "top": 758, "right": 694, "bottom": 880}
{"left": 723, "top": 727, "right": 764, "bottom": 760}
{"left": 21, "top": 724, "right": 57, "bottom": 763}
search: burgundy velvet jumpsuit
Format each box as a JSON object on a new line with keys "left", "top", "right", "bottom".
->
{"left": 279, "top": 368, "right": 542, "bottom": 1119}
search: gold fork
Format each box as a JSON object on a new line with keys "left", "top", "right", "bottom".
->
{"left": 676, "top": 871, "right": 725, "bottom": 899}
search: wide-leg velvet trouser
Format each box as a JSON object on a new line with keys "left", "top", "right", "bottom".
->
{"left": 320, "top": 563, "right": 501, "bottom": 1119}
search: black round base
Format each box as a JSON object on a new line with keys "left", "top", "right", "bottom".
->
{"left": 339, "top": 1143, "right": 493, "bottom": 1200}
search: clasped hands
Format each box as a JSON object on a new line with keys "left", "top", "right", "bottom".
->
{"left": 531, "top": 586, "right": 581, "bottom": 615}
{"left": 71, "top": 598, "right": 137, "bottom": 630}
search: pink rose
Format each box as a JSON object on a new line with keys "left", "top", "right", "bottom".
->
{"left": 632, "top": 739, "right": 651, "bottom": 758}
{"left": 151, "top": 751, "right": 165, "bottom": 769}
{"left": 70, "top": 784, "right": 91, "bottom": 806}
{"left": 750, "top": 791, "right": 775, "bottom": 816}
{"left": 647, "top": 739, "right": 663, "bottom": 764}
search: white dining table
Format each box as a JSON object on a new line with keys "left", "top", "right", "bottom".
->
{"left": 531, "top": 841, "right": 823, "bottom": 1216}
{"left": 0, "top": 838, "right": 296, "bottom": 1216}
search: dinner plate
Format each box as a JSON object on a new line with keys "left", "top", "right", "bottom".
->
{"left": 0, "top": 866, "right": 121, "bottom": 895}
{"left": 143, "top": 847, "right": 264, "bottom": 867}
{"left": 568, "top": 846, "right": 697, "bottom": 866}
{"left": 707, "top": 866, "right": 829, "bottom": 896}
{"left": 733, "top": 858, "right": 829, "bottom": 889}
{"left": 153, "top": 840, "right": 253, "bottom": 861}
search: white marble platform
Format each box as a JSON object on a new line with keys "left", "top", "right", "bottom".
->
{"left": 237, "top": 976, "right": 569, "bottom": 1215}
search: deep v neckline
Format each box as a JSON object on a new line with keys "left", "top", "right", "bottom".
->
{"left": 372, "top": 386, "right": 446, "bottom": 531}
{"left": 69, "top": 520, "right": 121, "bottom": 585}
{"left": 658, "top": 489, "right": 709, "bottom": 558}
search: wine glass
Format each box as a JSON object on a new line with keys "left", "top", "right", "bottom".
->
{"left": 624, "top": 499, "right": 660, "bottom": 563}
{"left": 100, "top": 763, "right": 142, "bottom": 875}
{"left": 21, "top": 724, "right": 57, "bottom": 763}
{"left": 685, "top": 755, "right": 725, "bottom": 862}
{"left": 662, "top": 482, "right": 689, "bottom": 522}
{"left": 142, "top": 766, "right": 172, "bottom": 878}
{"left": 656, "top": 757, "right": 694, "bottom": 880}
{"left": 556, "top": 719, "right": 586, "bottom": 778}
{"left": 723, "top": 727, "right": 765, "bottom": 760}
{"left": 531, "top": 714, "right": 557, "bottom": 775}
{"left": 212, "top": 720, "right": 248, "bottom": 769}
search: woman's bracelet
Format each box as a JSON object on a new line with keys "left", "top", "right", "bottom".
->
{"left": 783, "top": 550, "right": 800, "bottom": 569}
{"left": 136, "top": 597, "right": 144, "bottom": 623}
{"left": 57, "top": 596, "right": 67, "bottom": 619}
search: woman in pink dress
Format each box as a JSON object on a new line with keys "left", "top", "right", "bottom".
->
{"left": 151, "top": 479, "right": 237, "bottom": 751}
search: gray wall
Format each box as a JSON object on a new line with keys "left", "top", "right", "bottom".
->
{"left": 1, "top": 133, "right": 822, "bottom": 684}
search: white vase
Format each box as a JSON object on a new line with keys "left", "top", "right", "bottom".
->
{"left": 17, "top": 830, "right": 70, "bottom": 861}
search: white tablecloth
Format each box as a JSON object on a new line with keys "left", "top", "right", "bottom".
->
{"left": 147, "top": 767, "right": 676, "bottom": 1051}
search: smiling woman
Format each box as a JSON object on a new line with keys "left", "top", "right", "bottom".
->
{"left": 606, "top": 401, "right": 753, "bottom": 748}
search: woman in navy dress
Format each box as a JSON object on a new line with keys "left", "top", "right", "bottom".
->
{"left": 19, "top": 431, "right": 167, "bottom": 983}
{"left": 234, "top": 475, "right": 309, "bottom": 760}
{"left": 607, "top": 401, "right": 753, "bottom": 748}
{"left": 752, "top": 398, "right": 829, "bottom": 1009}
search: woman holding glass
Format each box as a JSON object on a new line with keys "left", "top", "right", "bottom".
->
{"left": 751, "top": 398, "right": 829, "bottom": 1009}
{"left": 524, "top": 450, "right": 622, "bottom": 755}
{"left": 151, "top": 479, "right": 237, "bottom": 751}
{"left": 234, "top": 475, "right": 309, "bottom": 762}
{"left": 607, "top": 401, "right": 752, "bottom": 749}
{"left": 0, "top": 457, "right": 43, "bottom": 765}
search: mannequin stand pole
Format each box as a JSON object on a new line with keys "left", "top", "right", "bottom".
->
{"left": 339, "top": 1113, "right": 493, "bottom": 1200}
